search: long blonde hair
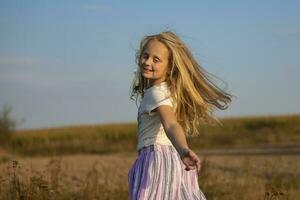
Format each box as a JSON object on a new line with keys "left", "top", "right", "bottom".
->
{"left": 130, "top": 30, "right": 234, "bottom": 137}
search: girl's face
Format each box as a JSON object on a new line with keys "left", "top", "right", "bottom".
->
{"left": 140, "top": 39, "right": 170, "bottom": 87}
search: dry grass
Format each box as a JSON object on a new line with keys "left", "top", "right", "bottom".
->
{"left": 0, "top": 153, "right": 132, "bottom": 199}
{"left": 0, "top": 114, "right": 299, "bottom": 199}
{"left": 198, "top": 155, "right": 299, "bottom": 199}
{"left": 0, "top": 152, "right": 299, "bottom": 200}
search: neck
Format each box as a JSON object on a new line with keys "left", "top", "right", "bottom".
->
{"left": 149, "top": 79, "right": 166, "bottom": 87}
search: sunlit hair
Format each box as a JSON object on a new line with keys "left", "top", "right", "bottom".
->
{"left": 130, "top": 30, "right": 234, "bottom": 137}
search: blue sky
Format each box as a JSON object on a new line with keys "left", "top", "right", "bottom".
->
{"left": 0, "top": 0, "right": 299, "bottom": 130}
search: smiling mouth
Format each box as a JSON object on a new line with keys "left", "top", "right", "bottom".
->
{"left": 143, "top": 68, "right": 153, "bottom": 72}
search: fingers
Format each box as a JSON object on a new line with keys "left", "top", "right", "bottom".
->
{"left": 187, "top": 151, "right": 198, "bottom": 162}
{"left": 185, "top": 165, "right": 195, "bottom": 171}
{"left": 194, "top": 157, "right": 201, "bottom": 172}
{"left": 184, "top": 159, "right": 200, "bottom": 171}
{"left": 196, "top": 160, "right": 201, "bottom": 172}
{"left": 184, "top": 157, "right": 201, "bottom": 172}
{"left": 181, "top": 149, "right": 202, "bottom": 172}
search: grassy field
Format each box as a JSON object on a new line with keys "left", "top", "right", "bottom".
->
{"left": 2, "top": 114, "right": 300, "bottom": 157}
{"left": 0, "top": 114, "right": 299, "bottom": 199}
{"left": 0, "top": 153, "right": 299, "bottom": 200}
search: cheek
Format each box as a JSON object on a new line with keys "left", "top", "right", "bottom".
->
{"left": 152, "top": 64, "right": 162, "bottom": 71}
{"left": 154, "top": 64, "right": 167, "bottom": 73}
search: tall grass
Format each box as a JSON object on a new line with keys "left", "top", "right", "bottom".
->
{"left": 2, "top": 114, "right": 299, "bottom": 156}
{"left": 6, "top": 123, "right": 137, "bottom": 156}
{"left": 0, "top": 154, "right": 298, "bottom": 200}
{"left": 0, "top": 156, "right": 129, "bottom": 200}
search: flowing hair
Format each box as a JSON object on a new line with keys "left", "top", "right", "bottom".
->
{"left": 129, "top": 30, "right": 234, "bottom": 137}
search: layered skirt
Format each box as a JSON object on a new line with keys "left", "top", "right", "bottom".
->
{"left": 128, "top": 144, "right": 207, "bottom": 200}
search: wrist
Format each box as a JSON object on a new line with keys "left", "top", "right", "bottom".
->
{"left": 179, "top": 147, "right": 190, "bottom": 158}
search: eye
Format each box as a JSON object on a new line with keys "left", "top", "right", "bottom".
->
{"left": 141, "top": 53, "right": 148, "bottom": 59}
{"left": 154, "top": 58, "right": 160, "bottom": 63}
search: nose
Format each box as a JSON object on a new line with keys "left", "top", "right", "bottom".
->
{"left": 143, "top": 57, "right": 152, "bottom": 66}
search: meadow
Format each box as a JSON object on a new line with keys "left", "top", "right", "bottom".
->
{"left": 0, "top": 114, "right": 299, "bottom": 199}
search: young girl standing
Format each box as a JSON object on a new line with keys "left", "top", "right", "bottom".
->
{"left": 128, "top": 30, "right": 232, "bottom": 199}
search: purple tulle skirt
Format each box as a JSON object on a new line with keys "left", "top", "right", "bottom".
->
{"left": 128, "top": 143, "right": 207, "bottom": 200}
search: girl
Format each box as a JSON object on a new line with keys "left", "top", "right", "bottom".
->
{"left": 128, "top": 30, "right": 233, "bottom": 199}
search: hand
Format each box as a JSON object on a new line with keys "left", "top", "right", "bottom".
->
{"left": 179, "top": 148, "right": 201, "bottom": 173}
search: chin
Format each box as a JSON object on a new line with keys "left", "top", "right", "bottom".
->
{"left": 142, "top": 73, "right": 151, "bottom": 78}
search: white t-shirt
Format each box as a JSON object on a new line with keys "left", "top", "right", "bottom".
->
{"left": 136, "top": 81, "right": 176, "bottom": 151}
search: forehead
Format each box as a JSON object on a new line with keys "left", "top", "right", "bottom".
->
{"left": 143, "top": 40, "right": 169, "bottom": 59}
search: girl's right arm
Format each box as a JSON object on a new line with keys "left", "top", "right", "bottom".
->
{"left": 154, "top": 105, "right": 202, "bottom": 172}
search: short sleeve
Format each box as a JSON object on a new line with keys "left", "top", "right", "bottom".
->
{"left": 145, "top": 88, "right": 173, "bottom": 116}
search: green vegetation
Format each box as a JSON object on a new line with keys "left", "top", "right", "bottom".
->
{"left": 7, "top": 123, "right": 137, "bottom": 156}
{"left": 188, "top": 114, "right": 300, "bottom": 149}
{"left": 1, "top": 114, "right": 299, "bottom": 156}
